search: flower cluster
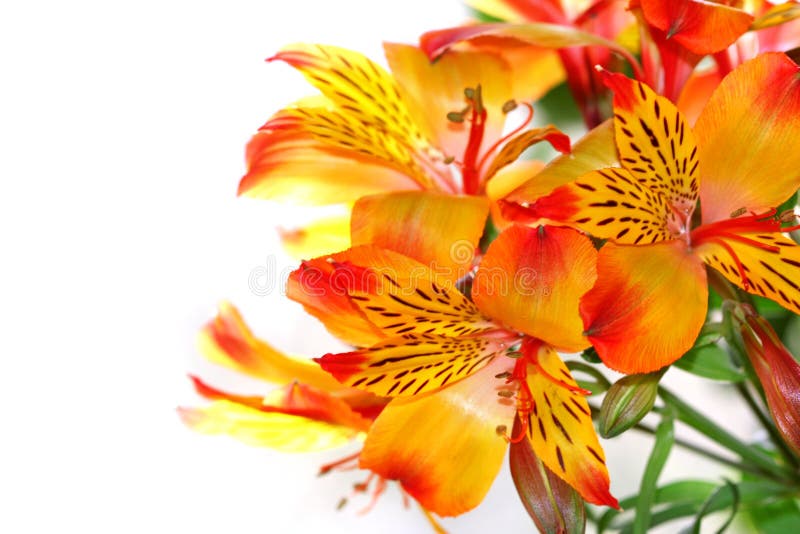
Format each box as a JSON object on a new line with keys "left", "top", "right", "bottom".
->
{"left": 181, "top": 1, "right": 800, "bottom": 532}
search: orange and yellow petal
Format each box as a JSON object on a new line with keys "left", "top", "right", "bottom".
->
{"left": 286, "top": 245, "right": 427, "bottom": 347}
{"left": 383, "top": 42, "right": 513, "bottom": 165}
{"left": 504, "top": 119, "right": 619, "bottom": 205}
{"left": 481, "top": 125, "right": 571, "bottom": 183}
{"left": 178, "top": 399, "right": 363, "bottom": 453}
{"left": 581, "top": 240, "right": 708, "bottom": 373}
{"left": 350, "top": 191, "right": 489, "bottom": 284}
{"left": 261, "top": 381, "right": 373, "bottom": 432}
{"left": 239, "top": 128, "right": 419, "bottom": 205}
{"left": 316, "top": 333, "right": 509, "bottom": 397}
{"left": 486, "top": 160, "right": 546, "bottom": 230}
{"left": 694, "top": 53, "right": 800, "bottom": 224}
{"left": 359, "top": 358, "right": 517, "bottom": 516}
{"left": 198, "top": 302, "right": 342, "bottom": 391}
{"left": 600, "top": 69, "right": 699, "bottom": 216}
{"left": 523, "top": 342, "right": 618, "bottom": 508}
{"left": 326, "top": 260, "right": 495, "bottom": 338}
{"left": 639, "top": 0, "right": 753, "bottom": 55}
{"left": 516, "top": 166, "right": 680, "bottom": 245}
{"left": 278, "top": 210, "right": 351, "bottom": 260}
{"left": 473, "top": 225, "right": 597, "bottom": 352}
{"left": 695, "top": 232, "right": 800, "bottom": 316}
{"left": 270, "top": 44, "right": 433, "bottom": 165}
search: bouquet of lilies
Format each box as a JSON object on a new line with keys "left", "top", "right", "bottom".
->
{"left": 180, "top": 1, "right": 800, "bottom": 532}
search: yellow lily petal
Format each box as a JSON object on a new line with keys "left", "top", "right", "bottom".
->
{"left": 518, "top": 166, "right": 680, "bottom": 245}
{"left": 278, "top": 211, "right": 351, "bottom": 260}
{"left": 750, "top": 2, "right": 800, "bottom": 31}
{"left": 523, "top": 342, "right": 617, "bottom": 508}
{"left": 473, "top": 226, "right": 597, "bottom": 352}
{"left": 359, "top": 358, "right": 517, "bottom": 516}
{"left": 486, "top": 160, "right": 546, "bottom": 230}
{"left": 581, "top": 240, "right": 708, "bottom": 373}
{"left": 600, "top": 68, "right": 699, "bottom": 217}
{"left": 324, "top": 259, "right": 495, "bottom": 338}
{"left": 239, "top": 128, "right": 418, "bottom": 205}
{"left": 481, "top": 125, "right": 571, "bottom": 183}
{"left": 694, "top": 53, "right": 800, "bottom": 223}
{"left": 696, "top": 232, "right": 800, "bottom": 315}
{"left": 504, "top": 119, "right": 618, "bottom": 204}
{"left": 199, "top": 302, "right": 342, "bottom": 391}
{"left": 178, "top": 400, "right": 362, "bottom": 453}
{"left": 383, "top": 42, "right": 513, "bottom": 164}
{"left": 286, "top": 245, "right": 428, "bottom": 347}
{"left": 316, "top": 333, "right": 509, "bottom": 397}
{"left": 351, "top": 191, "right": 489, "bottom": 284}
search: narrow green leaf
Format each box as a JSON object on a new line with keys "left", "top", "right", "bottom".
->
{"left": 689, "top": 479, "right": 739, "bottom": 534}
{"left": 674, "top": 344, "right": 745, "bottom": 382}
{"left": 746, "top": 496, "right": 800, "bottom": 534}
{"left": 633, "top": 407, "right": 675, "bottom": 534}
{"left": 566, "top": 360, "right": 611, "bottom": 395}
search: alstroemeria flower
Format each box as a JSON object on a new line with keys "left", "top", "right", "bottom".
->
{"left": 178, "top": 302, "right": 383, "bottom": 451}
{"left": 502, "top": 53, "right": 800, "bottom": 374}
{"left": 739, "top": 307, "right": 800, "bottom": 458}
{"left": 240, "top": 43, "right": 569, "bottom": 257}
{"left": 290, "top": 216, "right": 617, "bottom": 515}
{"left": 420, "top": 0, "right": 636, "bottom": 127}
{"left": 633, "top": 0, "right": 800, "bottom": 107}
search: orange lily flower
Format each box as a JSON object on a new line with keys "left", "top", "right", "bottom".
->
{"left": 240, "top": 43, "right": 569, "bottom": 257}
{"left": 739, "top": 306, "right": 800, "bottom": 458}
{"left": 502, "top": 52, "right": 800, "bottom": 374}
{"left": 420, "top": 0, "right": 636, "bottom": 127}
{"left": 289, "top": 211, "right": 617, "bottom": 515}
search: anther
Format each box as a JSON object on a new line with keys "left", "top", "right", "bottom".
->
{"left": 502, "top": 99, "right": 518, "bottom": 114}
{"left": 495, "top": 371, "right": 511, "bottom": 379}
{"left": 497, "top": 389, "right": 515, "bottom": 398}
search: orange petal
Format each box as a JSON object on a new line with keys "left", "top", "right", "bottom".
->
{"left": 481, "top": 125, "right": 571, "bottom": 183}
{"left": 359, "top": 358, "right": 517, "bottom": 516}
{"left": 473, "top": 226, "right": 597, "bottom": 352}
{"left": 325, "top": 260, "right": 495, "bottom": 338}
{"left": 515, "top": 166, "right": 681, "bottom": 245}
{"left": 278, "top": 211, "right": 351, "bottom": 260}
{"left": 316, "top": 333, "right": 509, "bottom": 397}
{"left": 694, "top": 53, "right": 800, "bottom": 224}
{"left": 599, "top": 68, "right": 699, "bottom": 217}
{"left": 523, "top": 342, "right": 618, "bottom": 508}
{"left": 486, "top": 160, "right": 546, "bottom": 230}
{"left": 198, "top": 302, "right": 342, "bottom": 391}
{"left": 383, "top": 42, "right": 513, "bottom": 165}
{"left": 269, "top": 44, "right": 438, "bottom": 180}
{"left": 639, "top": 0, "right": 753, "bottom": 55}
{"left": 581, "top": 240, "right": 708, "bottom": 373}
{"left": 286, "top": 245, "right": 427, "bottom": 347}
{"left": 178, "top": 399, "right": 363, "bottom": 453}
{"left": 695, "top": 232, "right": 800, "bottom": 316}
{"left": 261, "top": 381, "right": 373, "bottom": 432}
{"left": 504, "top": 119, "right": 618, "bottom": 204}
{"left": 350, "top": 191, "right": 489, "bottom": 284}
{"left": 239, "top": 128, "right": 419, "bottom": 205}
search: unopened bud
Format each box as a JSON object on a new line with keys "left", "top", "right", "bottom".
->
{"left": 599, "top": 370, "right": 664, "bottom": 438}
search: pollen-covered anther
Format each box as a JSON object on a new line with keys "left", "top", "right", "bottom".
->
{"left": 502, "top": 99, "right": 518, "bottom": 114}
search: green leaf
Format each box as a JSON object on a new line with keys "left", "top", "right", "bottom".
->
{"left": 633, "top": 407, "right": 676, "bottom": 534}
{"left": 565, "top": 360, "right": 611, "bottom": 395}
{"left": 599, "top": 370, "right": 664, "bottom": 438}
{"left": 673, "top": 344, "right": 745, "bottom": 382}
{"left": 688, "top": 479, "right": 739, "bottom": 534}
{"left": 746, "top": 496, "right": 800, "bottom": 534}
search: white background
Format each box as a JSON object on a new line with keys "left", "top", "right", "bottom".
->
{"left": 1, "top": 1, "right": 758, "bottom": 532}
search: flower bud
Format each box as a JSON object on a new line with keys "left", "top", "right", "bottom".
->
{"left": 599, "top": 370, "right": 664, "bottom": 438}
{"left": 741, "top": 313, "right": 800, "bottom": 457}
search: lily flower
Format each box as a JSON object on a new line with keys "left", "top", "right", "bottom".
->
{"left": 420, "top": 0, "right": 637, "bottom": 128}
{"left": 240, "top": 43, "right": 569, "bottom": 257}
{"left": 739, "top": 306, "right": 800, "bottom": 458}
{"left": 288, "top": 201, "right": 617, "bottom": 515}
{"left": 501, "top": 52, "right": 800, "bottom": 374}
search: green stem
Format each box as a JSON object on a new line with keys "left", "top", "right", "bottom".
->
{"left": 658, "top": 387, "right": 795, "bottom": 482}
